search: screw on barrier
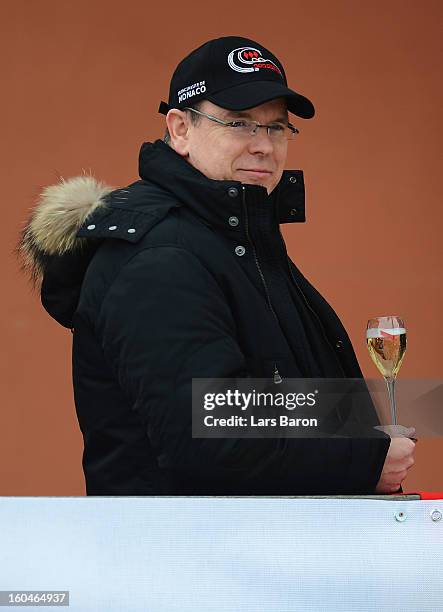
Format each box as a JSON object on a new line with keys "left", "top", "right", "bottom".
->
{"left": 430, "top": 510, "right": 442, "bottom": 522}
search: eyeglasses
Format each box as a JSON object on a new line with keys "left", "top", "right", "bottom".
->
{"left": 183, "top": 107, "right": 299, "bottom": 142}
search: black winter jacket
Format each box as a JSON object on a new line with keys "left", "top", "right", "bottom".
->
{"left": 21, "top": 139, "right": 390, "bottom": 495}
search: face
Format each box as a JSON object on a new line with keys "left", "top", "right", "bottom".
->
{"left": 166, "top": 98, "right": 289, "bottom": 194}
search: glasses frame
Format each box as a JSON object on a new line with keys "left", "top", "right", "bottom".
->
{"left": 183, "top": 107, "right": 299, "bottom": 141}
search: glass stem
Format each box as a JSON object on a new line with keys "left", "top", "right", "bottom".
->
{"left": 385, "top": 377, "right": 397, "bottom": 425}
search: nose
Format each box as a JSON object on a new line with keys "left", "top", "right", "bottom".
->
{"left": 247, "top": 126, "right": 275, "bottom": 156}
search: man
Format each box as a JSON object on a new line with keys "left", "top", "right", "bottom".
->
{"left": 20, "top": 36, "right": 415, "bottom": 495}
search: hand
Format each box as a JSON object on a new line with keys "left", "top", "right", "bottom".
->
{"left": 375, "top": 436, "right": 416, "bottom": 494}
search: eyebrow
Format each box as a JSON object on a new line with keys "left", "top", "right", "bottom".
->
{"left": 221, "top": 109, "right": 289, "bottom": 124}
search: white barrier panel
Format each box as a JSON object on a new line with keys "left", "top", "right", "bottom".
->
{"left": 0, "top": 497, "right": 442, "bottom": 611}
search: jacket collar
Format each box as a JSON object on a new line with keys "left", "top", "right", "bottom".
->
{"left": 138, "top": 140, "right": 306, "bottom": 229}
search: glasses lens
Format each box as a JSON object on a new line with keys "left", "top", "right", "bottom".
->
{"left": 229, "top": 120, "right": 298, "bottom": 141}
{"left": 268, "top": 125, "right": 298, "bottom": 141}
{"left": 230, "top": 120, "right": 256, "bottom": 136}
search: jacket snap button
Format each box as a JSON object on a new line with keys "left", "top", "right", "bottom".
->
{"left": 228, "top": 187, "right": 239, "bottom": 198}
{"left": 395, "top": 511, "right": 407, "bottom": 522}
{"left": 290, "top": 208, "right": 298, "bottom": 216}
{"left": 336, "top": 340, "right": 343, "bottom": 348}
{"left": 235, "top": 245, "right": 246, "bottom": 256}
{"left": 127, "top": 228, "right": 136, "bottom": 234}
{"left": 87, "top": 224, "right": 96, "bottom": 230}
{"left": 229, "top": 216, "right": 239, "bottom": 227}
{"left": 289, "top": 176, "right": 297, "bottom": 183}
{"left": 108, "top": 226, "right": 117, "bottom": 231}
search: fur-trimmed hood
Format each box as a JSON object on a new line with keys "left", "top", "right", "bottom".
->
{"left": 18, "top": 174, "right": 114, "bottom": 287}
{"left": 17, "top": 170, "right": 181, "bottom": 328}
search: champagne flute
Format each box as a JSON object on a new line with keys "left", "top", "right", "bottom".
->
{"left": 366, "top": 316, "right": 407, "bottom": 425}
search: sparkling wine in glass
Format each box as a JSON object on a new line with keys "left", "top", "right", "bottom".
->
{"left": 366, "top": 316, "right": 407, "bottom": 425}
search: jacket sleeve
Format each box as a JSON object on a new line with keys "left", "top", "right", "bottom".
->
{"left": 95, "top": 245, "right": 390, "bottom": 494}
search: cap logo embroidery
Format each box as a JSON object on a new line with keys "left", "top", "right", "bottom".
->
{"left": 177, "top": 80, "right": 206, "bottom": 103}
{"left": 227, "top": 47, "right": 282, "bottom": 76}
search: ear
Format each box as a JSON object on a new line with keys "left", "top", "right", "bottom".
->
{"left": 166, "top": 109, "right": 190, "bottom": 157}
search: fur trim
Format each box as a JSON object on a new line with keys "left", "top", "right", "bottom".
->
{"left": 18, "top": 174, "right": 113, "bottom": 286}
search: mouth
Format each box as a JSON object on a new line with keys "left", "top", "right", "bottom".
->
{"left": 237, "top": 169, "right": 273, "bottom": 178}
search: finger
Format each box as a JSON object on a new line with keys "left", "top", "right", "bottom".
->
{"left": 385, "top": 470, "right": 408, "bottom": 480}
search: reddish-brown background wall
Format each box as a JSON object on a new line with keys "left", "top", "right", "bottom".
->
{"left": 2, "top": 0, "right": 442, "bottom": 494}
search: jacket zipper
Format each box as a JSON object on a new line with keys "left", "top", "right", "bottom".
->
{"left": 242, "top": 186, "right": 282, "bottom": 384}
{"left": 278, "top": 227, "right": 346, "bottom": 376}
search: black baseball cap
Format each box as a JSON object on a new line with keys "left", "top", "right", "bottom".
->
{"left": 158, "top": 36, "right": 315, "bottom": 119}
